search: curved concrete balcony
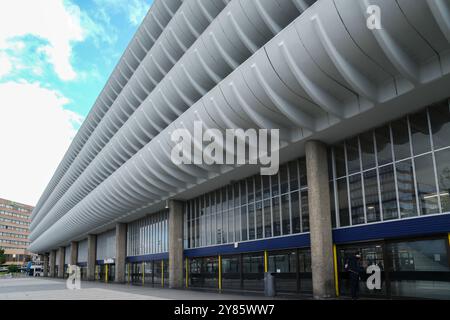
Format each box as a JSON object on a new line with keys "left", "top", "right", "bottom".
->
{"left": 30, "top": 0, "right": 450, "bottom": 252}
{"left": 30, "top": 0, "right": 309, "bottom": 240}
{"left": 31, "top": 0, "right": 183, "bottom": 221}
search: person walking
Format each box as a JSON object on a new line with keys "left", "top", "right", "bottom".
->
{"left": 345, "top": 252, "right": 362, "bottom": 300}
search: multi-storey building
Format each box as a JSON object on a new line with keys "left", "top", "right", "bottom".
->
{"left": 29, "top": 0, "right": 450, "bottom": 299}
{"left": 0, "top": 198, "right": 32, "bottom": 265}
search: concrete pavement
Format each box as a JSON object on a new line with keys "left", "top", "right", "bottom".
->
{"left": 0, "top": 277, "right": 282, "bottom": 300}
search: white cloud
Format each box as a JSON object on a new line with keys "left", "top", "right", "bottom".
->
{"left": 0, "top": 0, "right": 86, "bottom": 81}
{"left": 0, "top": 52, "right": 12, "bottom": 78}
{"left": 0, "top": 81, "right": 83, "bottom": 206}
{"left": 94, "top": 0, "right": 151, "bottom": 26}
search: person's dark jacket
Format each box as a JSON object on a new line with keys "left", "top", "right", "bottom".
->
{"left": 345, "top": 256, "right": 362, "bottom": 281}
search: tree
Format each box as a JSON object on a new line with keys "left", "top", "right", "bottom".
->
{"left": 8, "top": 265, "right": 19, "bottom": 273}
{"left": 0, "top": 249, "right": 6, "bottom": 265}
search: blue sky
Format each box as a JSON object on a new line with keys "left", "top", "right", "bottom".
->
{"left": 0, "top": 0, "right": 153, "bottom": 205}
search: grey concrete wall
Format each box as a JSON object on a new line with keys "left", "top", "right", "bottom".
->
{"left": 115, "top": 223, "right": 127, "bottom": 283}
{"left": 58, "top": 247, "right": 65, "bottom": 278}
{"left": 70, "top": 241, "right": 78, "bottom": 266}
{"left": 87, "top": 234, "right": 97, "bottom": 281}
{"left": 43, "top": 253, "right": 49, "bottom": 277}
{"left": 49, "top": 250, "right": 56, "bottom": 278}
{"left": 305, "top": 140, "right": 335, "bottom": 299}
{"left": 168, "top": 200, "right": 184, "bottom": 289}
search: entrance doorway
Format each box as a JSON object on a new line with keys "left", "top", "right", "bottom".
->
{"left": 337, "top": 236, "right": 450, "bottom": 299}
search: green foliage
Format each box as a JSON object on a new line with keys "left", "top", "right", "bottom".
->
{"left": 8, "top": 265, "right": 19, "bottom": 273}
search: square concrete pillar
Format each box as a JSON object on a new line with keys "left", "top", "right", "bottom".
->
{"left": 43, "top": 253, "right": 49, "bottom": 277}
{"left": 305, "top": 140, "right": 336, "bottom": 299}
{"left": 49, "top": 250, "right": 56, "bottom": 278}
{"left": 115, "top": 223, "right": 127, "bottom": 283}
{"left": 87, "top": 234, "right": 97, "bottom": 281}
{"left": 168, "top": 200, "right": 184, "bottom": 289}
{"left": 70, "top": 241, "right": 78, "bottom": 266}
{"left": 58, "top": 247, "right": 65, "bottom": 278}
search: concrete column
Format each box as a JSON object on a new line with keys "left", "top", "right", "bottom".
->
{"left": 58, "top": 247, "right": 65, "bottom": 278}
{"left": 49, "top": 250, "right": 56, "bottom": 278}
{"left": 87, "top": 234, "right": 97, "bottom": 281}
{"left": 305, "top": 140, "right": 335, "bottom": 299}
{"left": 168, "top": 200, "right": 184, "bottom": 289}
{"left": 43, "top": 253, "right": 49, "bottom": 277}
{"left": 115, "top": 223, "right": 127, "bottom": 283}
{"left": 70, "top": 241, "right": 78, "bottom": 266}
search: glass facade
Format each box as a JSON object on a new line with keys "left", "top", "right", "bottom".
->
{"left": 95, "top": 263, "right": 115, "bottom": 282}
{"left": 96, "top": 229, "right": 116, "bottom": 260}
{"left": 189, "top": 257, "right": 219, "bottom": 289}
{"left": 330, "top": 99, "right": 450, "bottom": 228}
{"left": 127, "top": 210, "right": 168, "bottom": 257}
{"left": 187, "top": 249, "right": 312, "bottom": 294}
{"left": 128, "top": 260, "right": 169, "bottom": 287}
{"left": 184, "top": 160, "right": 309, "bottom": 249}
{"left": 337, "top": 237, "right": 450, "bottom": 299}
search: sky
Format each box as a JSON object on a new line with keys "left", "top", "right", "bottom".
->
{"left": 0, "top": 0, "right": 153, "bottom": 206}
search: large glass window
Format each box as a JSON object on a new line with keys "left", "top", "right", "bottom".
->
{"left": 346, "top": 138, "right": 360, "bottom": 175}
{"left": 435, "top": 149, "right": 450, "bottom": 212}
{"left": 379, "top": 165, "right": 398, "bottom": 220}
{"left": 337, "top": 178, "right": 350, "bottom": 227}
{"left": 396, "top": 160, "right": 417, "bottom": 218}
{"left": 335, "top": 144, "right": 346, "bottom": 178}
{"left": 375, "top": 126, "right": 393, "bottom": 166}
{"left": 221, "top": 255, "right": 241, "bottom": 290}
{"left": 360, "top": 132, "right": 376, "bottom": 170}
{"left": 388, "top": 239, "right": 450, "bottom": 299}
{"left": 242, "top": 253, "right": 264, "bottom": 291}
{"left": 363, "top": 170, "right": 380, "bottom": 223}
{"left": 330, "top": 99, "right": 450, "bottom": 229}
{"left": 189, "top": 257, "right": 218, "bottom": 289}
{"left": 410, "top": 110, "right": 431, "bottom": 156}
{"left": 127, "top": 211, "right": 169, "bottom": 257}
{"left": 281, "top": 194, "right": 291, "bottom": 235}
{"left": 430, "top": 101, "right": 450, "bottom": 150}
{"left": 349, "top": 174, "right": 365, "bottom": 225}
{"left": 415, "top": 154, "right": 439, "bottom": 215}
{"left": 291, "top": 192, "right": 301, "bottom": 234}
{"left": 272, "top": 197, "right": 281, "bottom": 237}
{"left": 391, "top": 118, "right": 411, "bottom": 161}
{"left": 184, "top": 160, "right": 307, "bottom": 249}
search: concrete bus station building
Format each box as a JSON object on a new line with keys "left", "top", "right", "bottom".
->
{"left": 30, "top": 0, "right": 450, "bottom": 299}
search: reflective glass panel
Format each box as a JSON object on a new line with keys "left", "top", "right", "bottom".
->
{"left": 363, "top": 169, "right": 381, "bottom": 223}
{"left": 430, "top": 101, "right": 450, "bottom": 150}
{"left": 396, "top": 160, "right": 417, "bottom": 218}
{"left": 435, "top": 149, "right": 450, "bottom": 212}
{"left": 415, "top": 154, "right": 439, "bottom": 215}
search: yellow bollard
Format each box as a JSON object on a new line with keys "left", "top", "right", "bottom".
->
{"left": 218, "top": 255, "right": 222, "bottom": 291}
{"left": 333, "top": 244, "right": 339, "bottom": 297}
{"left": 264, "top": 251, "right": 268, "bottom": 273}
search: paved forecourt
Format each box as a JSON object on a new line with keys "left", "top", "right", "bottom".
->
{"left": 0, "top": 277, "right": 280, "bottom": 300}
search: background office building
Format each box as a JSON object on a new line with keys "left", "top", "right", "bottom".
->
{"left": 0, "top": 198, "right": 32, "bottom": 266}
{"left": 29, "top": 0, "right": 450, "bottom": 299}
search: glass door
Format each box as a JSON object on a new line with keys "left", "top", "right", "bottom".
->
{"left": 387, "top": 237, "right": 450, "bottom": 299}
{"left": 268, "top": 250, "right": 298, "bottom": 293}
{"left": 337, "top": 242, "right": 387, "bottom": 297}
{"left": 131, "top": 262, "right": 142, "bottom": 285}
